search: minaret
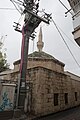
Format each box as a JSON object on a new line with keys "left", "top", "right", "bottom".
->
{"left": 37, "top": 27, "right": 44, "bottom": 52}
{"left": 67, "top": 0, "right": 80, "bottom": 46}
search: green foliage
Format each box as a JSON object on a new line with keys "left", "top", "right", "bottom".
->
{"left": 0, "top": 38, "right": 9, "bottom": 72}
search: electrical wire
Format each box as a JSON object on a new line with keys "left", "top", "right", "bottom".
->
{"left": 59, "top": 0, "right": 80, "bottom": 17}
{"left": 0, "top": 8, "right": 16, "bottom": 10}
{"left": 51, "top": 18, "right": 80, "bottom": 68}
{"left": 59, "top": 0, "right": 73, "bottom": 16}
{"left": 54, "top": 23, "right": 78, "bottom": 47}
{"left": 16, "top": 0, "right": 23, "bottom": 4}
{"left": 11, "top": 0, "right": 23, "bottom": 6}
{"left": 18, "top": 14, "right": 24, "bottom": 23}
{"left": 10, "top": 0, "right": 21, "bottom": 14}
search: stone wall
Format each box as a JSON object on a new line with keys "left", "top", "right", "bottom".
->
{"left": 0, "top": 66, "right": 80, "bottom": 116}
{"left": 28, "top": 67, "right": 80, "bottom": 116}
{"left": 28, "top": 59, "right": 64, "bottom": 73}
{"left": 14, "top": 58, "right": 64, "bottom": 74}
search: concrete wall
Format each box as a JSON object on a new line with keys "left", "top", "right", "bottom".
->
{"left": 73, "top": 28, "right": 80, "bottom": 39}
{"left": 73, "top": 16, "right": 80, "bottom": 29}
{"left": 68, "top": 0, "right": 80, "bottom": 13}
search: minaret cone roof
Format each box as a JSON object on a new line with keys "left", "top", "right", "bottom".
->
{"left": 13, "top": 27, "right": 65, "bottom": 67}
{"left": 37, "top": 27, "right": 44, "bottom": 52}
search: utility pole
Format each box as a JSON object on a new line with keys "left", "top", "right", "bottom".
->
{"left": 12, "top": 0, "right": 51, "bottom": 111}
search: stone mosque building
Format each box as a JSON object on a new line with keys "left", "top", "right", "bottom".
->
{"left": 0, "top": 27, "right": 80, "bottom": 117}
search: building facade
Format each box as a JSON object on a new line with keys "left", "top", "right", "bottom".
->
{"left": 68, "top": 0, "right": 80, "bottom": 46}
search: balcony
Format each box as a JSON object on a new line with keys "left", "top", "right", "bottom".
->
{"left": 72, "top": 26, "right": 80, "bottom": 46}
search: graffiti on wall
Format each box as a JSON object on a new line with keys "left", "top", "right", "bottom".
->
{"left": 0, "top": 92, "right": 13, "bottom": 111}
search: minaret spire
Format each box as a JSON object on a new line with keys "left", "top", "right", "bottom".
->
{"left": 37, "top": 26, "right": 44, "bottom": 52}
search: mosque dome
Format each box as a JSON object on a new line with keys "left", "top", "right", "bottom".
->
{"left": 13, "top": 26, "right": 65, "bottom": 73}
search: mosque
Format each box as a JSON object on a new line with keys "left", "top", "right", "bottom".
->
{"left": 0, "top": 27, "right": 80, "bottom": 117}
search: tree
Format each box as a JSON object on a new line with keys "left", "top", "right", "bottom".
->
{"left": 0, "top": 36, "right": 9, "bottom": 72}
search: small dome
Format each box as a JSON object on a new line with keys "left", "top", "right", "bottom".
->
{"left": 28, "top": 51, "right": 54, "bottom": 59}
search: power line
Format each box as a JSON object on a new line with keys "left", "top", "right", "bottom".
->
{"left": 55, "top": 23, "right": 78, "bottom": 47}
{"left": 51, "top": 18, "right": 80, "bottom": 68}
{"left": 18, "top": 14, "right": 24, "bottom": 23}
{"left": 58, "top": 0, "right": 73, "bottom": 16}
{"left": 10, "top": 0, "right": 21, "bottom": 14}
{"left": 59, "top": 0, "right": 80, "bottom": 18}
{"left": 0, "top": 8, "right": 16, "bottom": 10}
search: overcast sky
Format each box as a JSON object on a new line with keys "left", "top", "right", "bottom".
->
{"left": 0, "top": 0, "right": 80, "bottom": 76}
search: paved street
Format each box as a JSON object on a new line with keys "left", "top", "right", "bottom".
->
{"left": 33, "top": 106, "right": 80, "bottom": 120}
